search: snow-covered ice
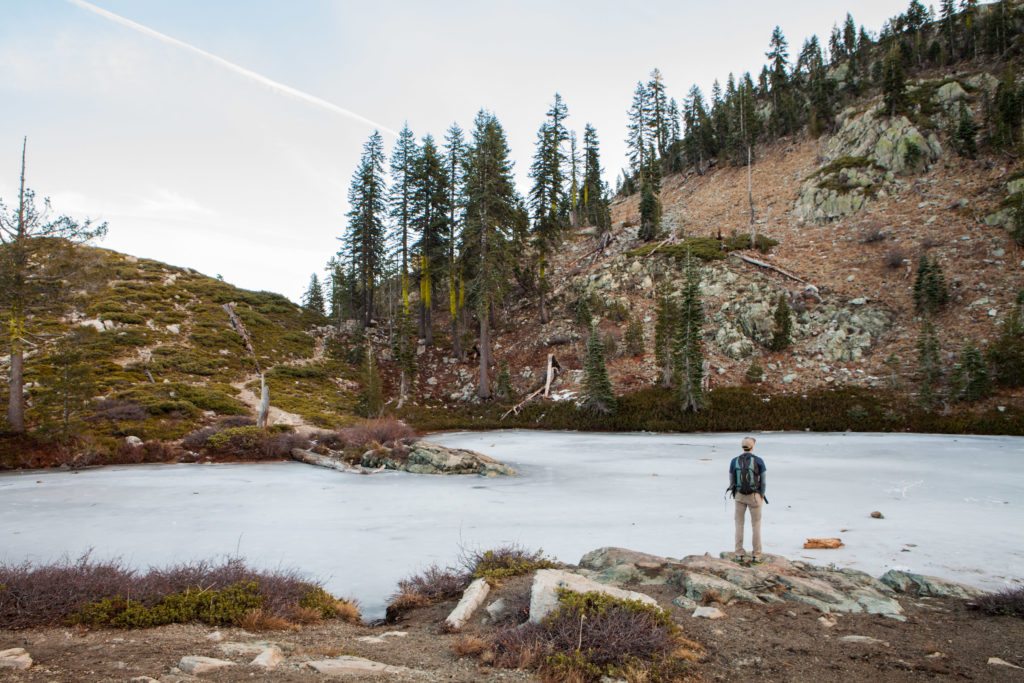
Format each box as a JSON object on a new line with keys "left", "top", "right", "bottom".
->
{"left": 0, "top": 431, "right": 1021, "bottom": 618}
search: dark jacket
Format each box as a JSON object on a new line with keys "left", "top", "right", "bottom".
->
{"left": 728, "top": 453, "right": 767, "bottom": 496}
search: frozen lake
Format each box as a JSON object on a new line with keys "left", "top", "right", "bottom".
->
{"left": 1, "top": 431, "right": 1022, "bottom": 618}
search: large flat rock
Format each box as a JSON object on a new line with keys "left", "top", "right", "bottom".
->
{"left": 529, "top": 568, "right": 662, "bottom": 623}
{"left": 306, "top": 656, "right": 422, "bottom": 676}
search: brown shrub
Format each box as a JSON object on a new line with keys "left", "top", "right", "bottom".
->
{"left": 114, "top": 440, "right": 181, "bottom": 464}
{"left": 0, "top": 554, "right": 345, "bottom": 630}
{"left": 337, "top": 418, "right": 416, "bottom": 450}
{"left": 335, "top": 599, "right": 362, "bottom": 624}
{"left": 89, "top": 399, "right": 148, "bottom": 422}
{"left": 239, "top": 608, "right": 293, "bottom": 631}
{"left": 286, "top": 606, "right": 323, "bottom": 625}
{"left": 452, "top": 635, "right": 490, "bottom": 658}
{"left": 860, "top": 227, "right": 888, "bottom": 244}
{"left": 395, "top": 564, "right": 470, "bottom": 602}
{"left": 972, "top": 586, "right": 1024, "bottom": 618}
{"left": 884, "top": 249, "right": 907, "bottom": 269}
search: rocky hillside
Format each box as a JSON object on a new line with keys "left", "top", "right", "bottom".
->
{"left": 399, "top": 65, "right": 1024, "bottom": 414}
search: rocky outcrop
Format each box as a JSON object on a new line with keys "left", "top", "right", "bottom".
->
{"left": 795, "top": 101, "right": 943, "bottom": 222}
{"left": 529, "top": 568, "right": 661, "bottom": 623}
{"left": 292, "top": 441, "right": 516, "bottom": 477}
{"left": 575, "top": 547, "right": 978, "bottom": 620}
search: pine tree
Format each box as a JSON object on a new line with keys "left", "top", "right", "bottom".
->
{"left": 882, "top": 45, "right": 908, "bottom": 117}
{"left": 495, "top": 362, "right": 514, "bottom": 402}
{"left": 675, "top": 253, "right": 705, "bottom": 413}
{"left": 392, "top": 303, "right": 417, "bottom": 407}
{"left": 356, "top": 345, "right": 383, "bottom": 418}
{"left": 941, "top": 0, "right": 958, "bottom": 60}
{"left": 410, "top": 134, "right": 450, "bottom": 347}
{"left": 765, "top": 26, "right": 795, "bottom": 138}
{"left": 580, "top": 323, "right": 616, "bottom": 415}
{"left": 916, "top": 318, "right": 942, "bottom": 410}
{"left": 0, "top": 139, "right": 107, "bottom": 433}
{"left": 443, "top": 123, "right": 467, "bottom": 360}
{"left": 626, "top": 81, "right": 653, "bottom": 178}
{"left": 745, "top": 360, "right": 765, "bottom": 384}
{"left": 343, "top": 131, "right": 387, "bottom": 327}
{"left": 529, "top": 94, "right": 570, "bottom": 324}
{"left": 953, "top": 102, "right": 978, "bottom": 157}
{"left": 654, "top": 291, "right": 679, "bottom": 387}
{"left": 463, "top": 110, "right": 519, "bottom": 399}
{"left": 580, "top": 124, "right": 611, "bottom": 232}
{"left": 769, "top": 292, "right": 793, "bottom": 351}
{"left": 624, "top": 315, "right": 645, "bottom": 356}
{"left": 647, "top": 68, "right": 670, "bottom": 158}
{"left": 34, "top": 330, "right": 95, "bottom": 443}
{"left": 988, "top": 292, "right": 1024, "bottom": 387}
{"left": 389, "top": 124, "right": 418, "bottom": 311}
{"left": 950, "top": 341, "right": 990, "bottom": 402}
{"left": 913, "top": 255, "right": 949, "bottom": 314}
{"left": 302, "top": 273, "right": 326, "bottom": 316}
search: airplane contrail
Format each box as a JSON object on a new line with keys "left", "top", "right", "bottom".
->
{"left": 66, "top": 0, "right": 399, "bottom": 137}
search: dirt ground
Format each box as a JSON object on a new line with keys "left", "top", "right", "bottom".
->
{"left": 2, "top": 578, "right": 1022, "bottom": 683}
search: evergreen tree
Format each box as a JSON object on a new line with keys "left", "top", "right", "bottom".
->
{"left": 302, "top": 273, "right": 326, "bottom": 316}
{"left": 343, "top": 131, "right": 388, "bottom": 327}
{"left": 991, "top": 67, "right": 1021, "bottom": 150}
{"left": 356, "top": 345, "right": 383, "bottom": 418}
{"left": 626, "top": 81, "right": 654, "bottom": 178}
{"left": 768, "top": 292, "right": 793, "bottom": 351}
{"left": 463, "top": 110, "right": 519, "bottom": 399}
{"left": 916, "top": 318, "right": 942, "bottom": 410}
{"left": 953, "top": 102, "right": 978, "bottom": 157}
{"left": 0, "top": 139, "right": 107, "bottom": 433}
{"left": 389, "top": 124, "right": 418, "bottom": 309}
{"left": 675, "top": 253, "right": 705, "bottom": 413}
{"left": 989, "top": 292, "right": 1024, "bottom": 386}
{"left": 765, "top": 26, "right": 796, "bottom": 138}
{"left": 654, "top": 290, "right": 679, "bottom": 387}
{"left": 34, "top": 330, "right": 95, "bottom": 443}
{"left": 950, "top": 340, "right": 990, "bottom": 402}
{"left": 745, "top": 360, "right": 765, "bottom": 384}
{"left": 913, "top": 254, "right": 949, "bottom": 314}
{"left": 529, "top": 94, "right": 570, "bottom": 323}
{"left": 580, "top": 323, "right": 617, "bottom": 415}
{"left": 580, "top": 124, "right": 611, "bottom": 232}
{"left": 683, "top": 86, "right": 715, "bottom": 169}
{"left": 624, "top": 315, "right": 645, "bottom": 356}
{"left": 443, "top": 123, "right": 467, "bottom": 360}
{"left": 961, "top": 0, "right": 979, "bottom": 59}
{"left": 410, "top": 134, "right": 450, "bottom": 346}
{"left": 941, "top": 0, "right": 958, "bottom": 60}
{"left": 392, "top": 303, "right": 417, "bottom": 407}
{"left": 647, "top": 68, "right": 670, "bottom": 157}
{"left": 843, "top": 13, "right": 858, "bottom": 55}
{"left": 495, "top": 362, "right": 514, "bottom": 402}
{"left": 882, "top": 45, "right": 908, "bottom": 116}
{"left": 638, "top": 172, "right": 661, "bottom": 242}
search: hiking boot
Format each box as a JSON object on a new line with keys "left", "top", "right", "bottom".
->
{"left": 750, "top": 554, "right": 764, "bottom": 564}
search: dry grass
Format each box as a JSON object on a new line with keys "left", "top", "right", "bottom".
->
{"left": 335, "top": 599, "right": 362, "bottom": 624}
{"left": 286, "top": 606, "right": 324, "bottom": 625}
{"left": 239, "top": 608, "right": 294, "bottom": 631}
{"left": 451, "top": 635, "right": 490, "bottom": 658}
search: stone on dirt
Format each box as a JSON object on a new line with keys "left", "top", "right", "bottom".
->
{"left": 0, "top": 648, "right": 33, "bottom": 670}
{"left": 445, "top": 577, "right": 491, "bottom": 631}
{"left": 692, "top": 606, "right": 726, "bottom": 619}
{"left": 306, "top": 656, "right": 422, "bottom": 676}
{"left": 251, "top": 646, "right": 284, "bottom": 669}
{"left": 988, "top": 657, "right": 1023, "bottom": 670}
{"left": 840, "top": 635, "right": 890, "bottom": 647}
{"left": 178, "top": 655, "right": 236, "bottom": 675}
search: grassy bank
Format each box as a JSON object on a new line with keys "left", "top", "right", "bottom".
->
{"left": 401, "top": 386, "right": 1024, "bottom": 436}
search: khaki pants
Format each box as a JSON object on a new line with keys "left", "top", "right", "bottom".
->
{"left": 734, "top": 492, "right": 763, "bottom": 556}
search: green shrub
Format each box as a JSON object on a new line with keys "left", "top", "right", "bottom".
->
{"left": 72, "top": 581, "right": 263, "bottom": 628}
{"left": 466, "top": 546, "right": 557, "bottom": 582}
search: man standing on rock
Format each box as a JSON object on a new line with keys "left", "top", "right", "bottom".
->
{"left": 728, "top": 436, "right": 767, "bottom": 561}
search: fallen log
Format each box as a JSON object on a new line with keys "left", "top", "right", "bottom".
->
{"left": 735, "top": 254, "right": 811, "bottom": 286}
{"left": 291, "top": 448, "right": 382, "bottom": 475}
{"left": 803, "top": 537, "right": 844, "bottom": 549}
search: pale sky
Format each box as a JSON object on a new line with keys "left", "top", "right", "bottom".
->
{"left": 0, "top": 0, "right": 912, "bottom": 302}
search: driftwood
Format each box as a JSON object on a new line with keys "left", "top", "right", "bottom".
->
{"left": 502, "top": 354, "right": 562, "bottom": 420}
{"left": 803, "top": 537, "right": 844, "bottom": 549}
{"left": 291, "top": 448, "right": 384, "bottom": 475}
{"left": 643, "top": 237, "right": 675, "bottom": 259}
{"left": 565, "top": 232, "right": 616, "bottom": 269}
{"left": 222, "top": 303, "right": 261, "bottom": 373}
{"left": 257, "top": 374, "right": 270, "bottom": 429}
{"left": 735, "top": 254, "right": 811, "bottom": 286}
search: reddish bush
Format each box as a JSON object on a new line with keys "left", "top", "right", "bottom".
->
{"left": 0, "top": 554, "right": 345, "bottom": 629}
{"left": 337, "top": 418, "right": 416, "bottom": 450}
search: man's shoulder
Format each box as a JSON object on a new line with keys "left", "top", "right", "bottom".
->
{"left": 754, "top": 455, "right": 767, "bottom": 469}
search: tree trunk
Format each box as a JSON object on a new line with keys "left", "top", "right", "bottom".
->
{"left": 7, "top": 336, "right": 24, "bottom": 433}
{"left": 256, "top": 374, "right": 270, "bottom": 429}
{"left": 477, "top": 315, "right": 491, "bottom": 399}
{"left": 424, "top": 304, "right": 433, "bottom": 347}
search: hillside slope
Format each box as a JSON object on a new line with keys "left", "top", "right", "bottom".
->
{"left": 0, "top": 244, "right": 357, "bottom": 464}
{"left": 398, "top": 67, "right": 1024, "bottom": 418}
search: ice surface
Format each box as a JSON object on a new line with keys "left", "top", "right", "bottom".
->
{"left": 1, "top": 431, "right": 1021, "bottom": 619}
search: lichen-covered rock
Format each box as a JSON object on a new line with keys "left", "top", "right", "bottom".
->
{"left": 795, "top": 104, "right": 941, "bottom": 222}
{"left": 405, "top": 441, "right": 517, "bottom": 476}
{"left": 879, "top": 570, "right": 985, "bottom": 599}
{"left": 934, "top": 80, "right": 968, "bottom": 109}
